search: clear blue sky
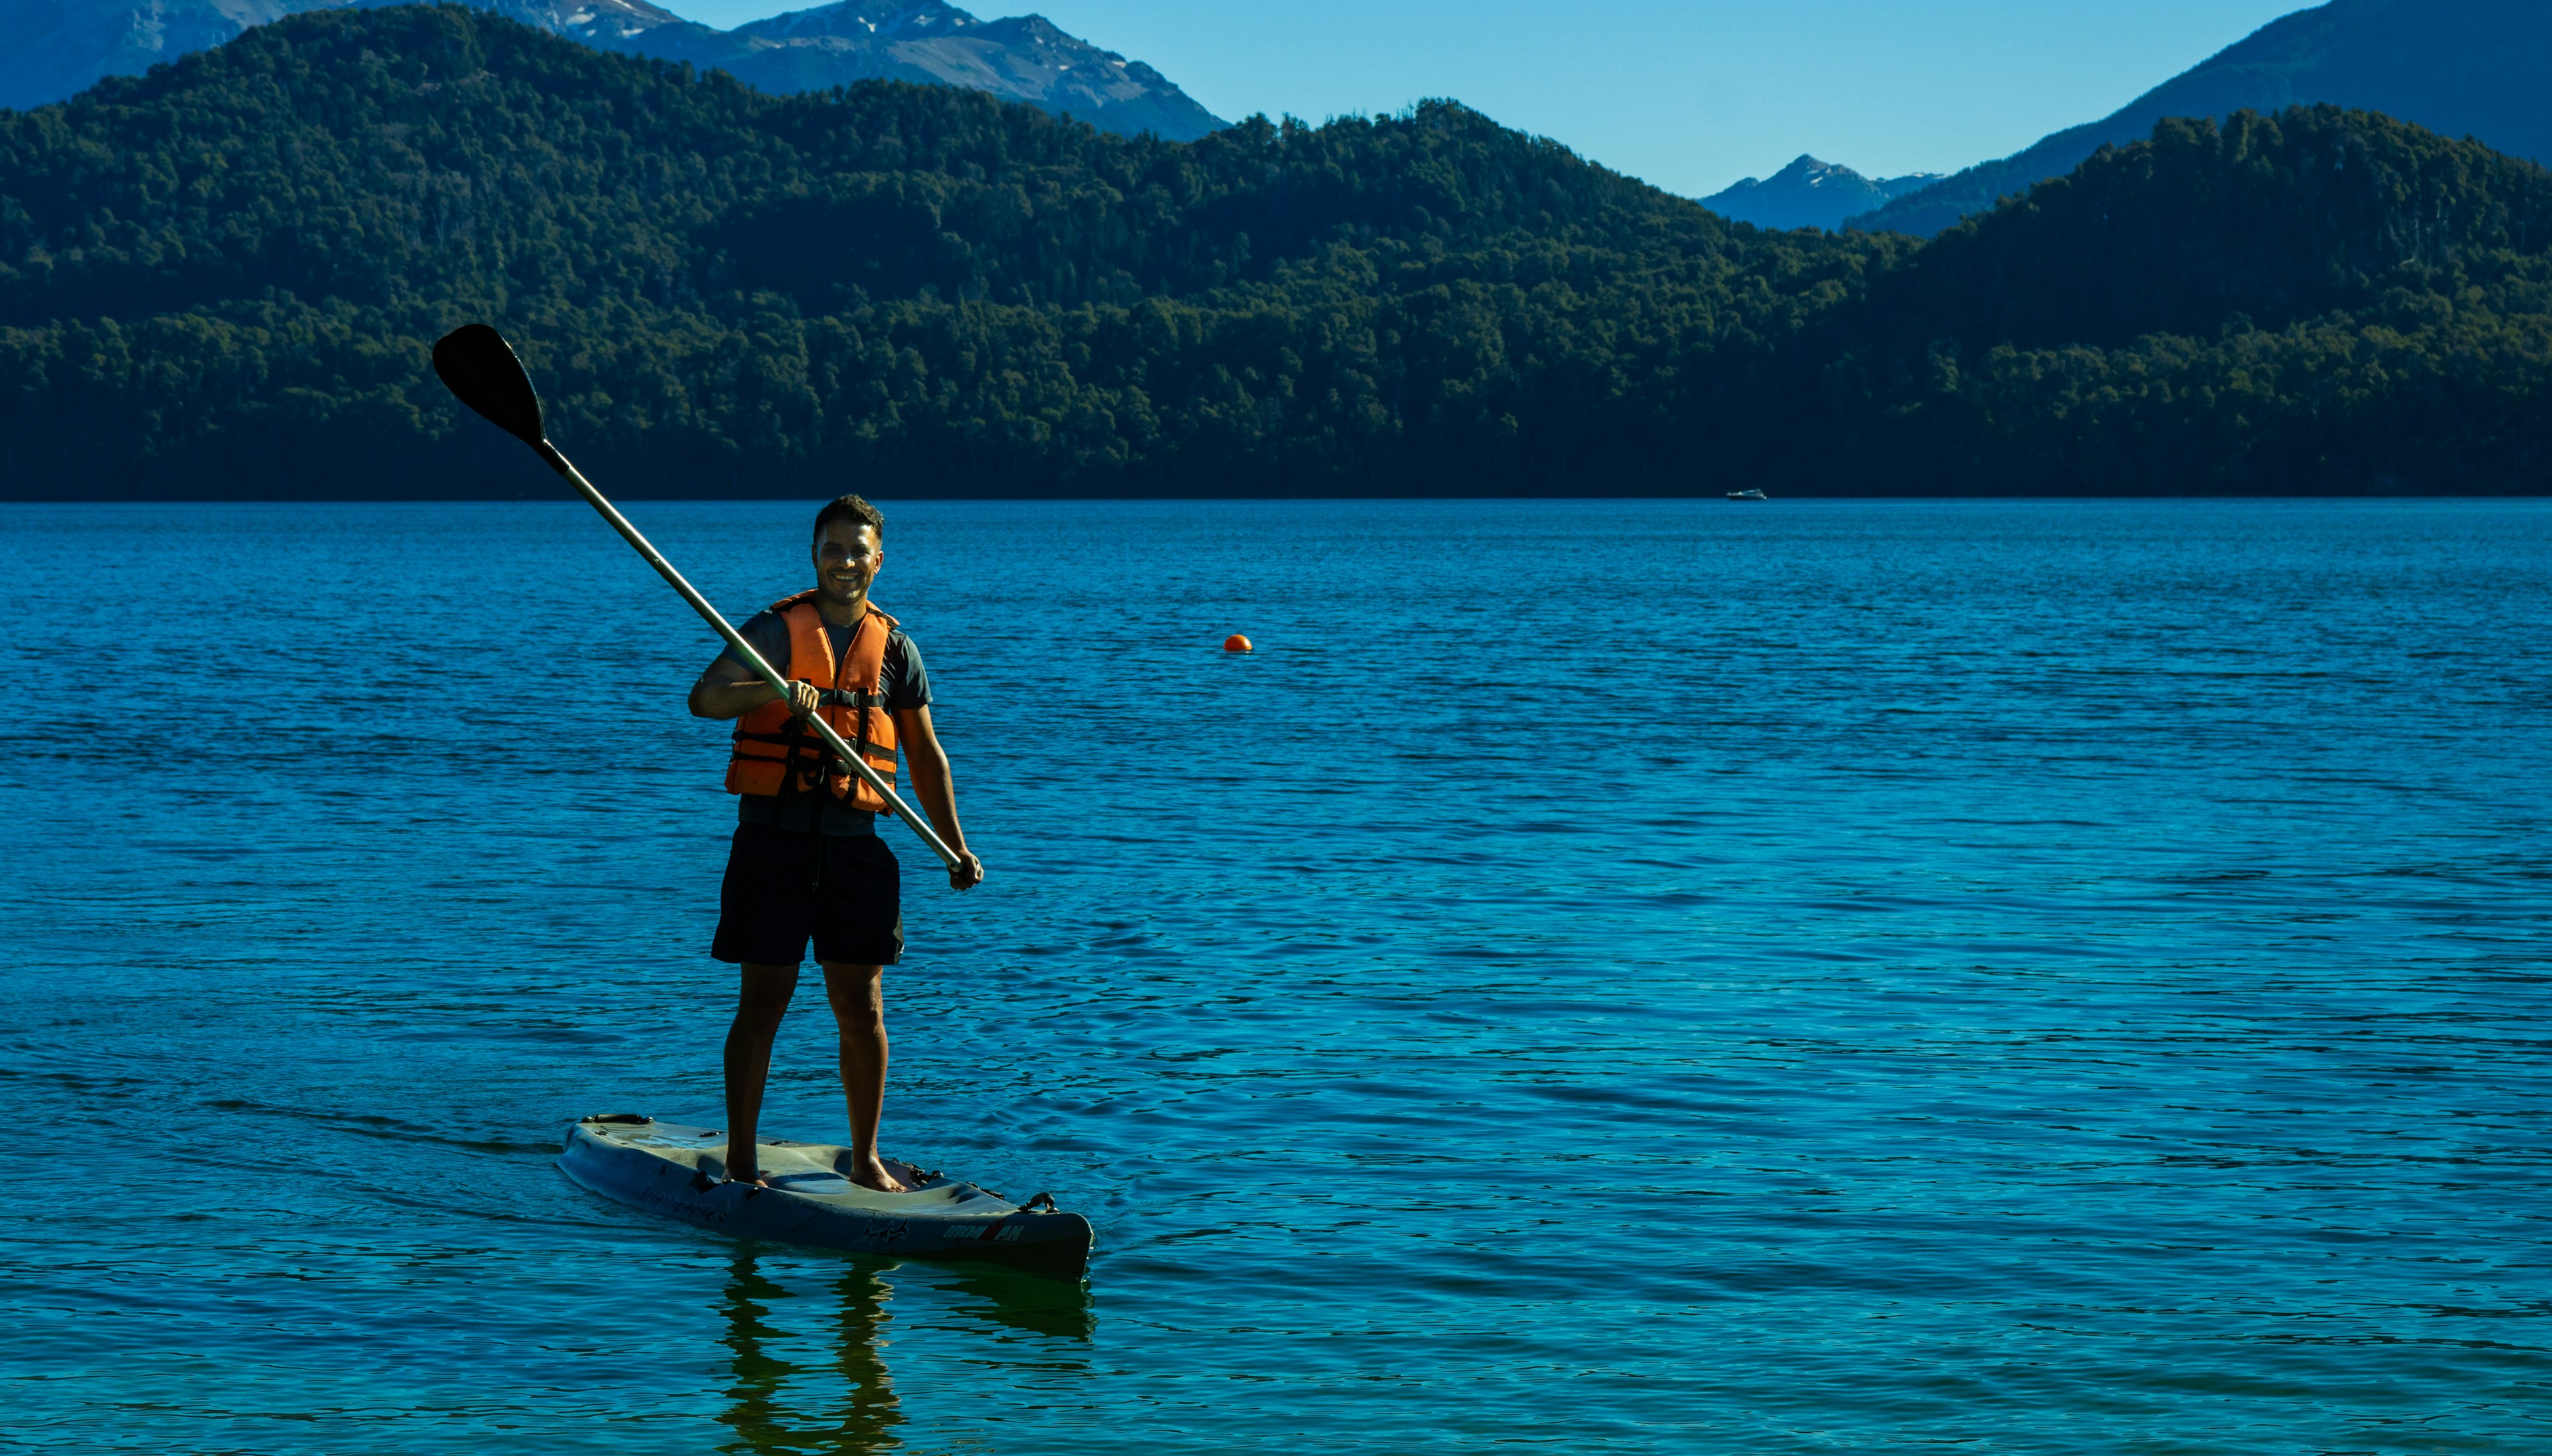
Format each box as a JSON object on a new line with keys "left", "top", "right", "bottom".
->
{"left": 664, "top": 0, "right": 2313, "bottom": 197}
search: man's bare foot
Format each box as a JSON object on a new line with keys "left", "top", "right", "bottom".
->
{"left": 717, "top": 1148, "right": 770, "bottom": 1188}
{"left": 847, "top": 1154, "right": 908, "bottom": 1193}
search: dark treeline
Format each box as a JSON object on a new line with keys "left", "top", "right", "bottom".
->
{"left": 2, "top": 4, "right": 2547, "bottom": 498}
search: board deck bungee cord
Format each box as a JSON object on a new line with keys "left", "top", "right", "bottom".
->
{"left": 560, "top": 1115, "right": 1093, "bottom": 1276}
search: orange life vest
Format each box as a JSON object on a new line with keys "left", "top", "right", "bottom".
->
{"left": 724, "top": 591, "right": 901, "bottom": 812}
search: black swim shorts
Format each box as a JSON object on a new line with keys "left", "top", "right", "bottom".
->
{"left": 710, "top": 823, "right": 904, "bottom": 967}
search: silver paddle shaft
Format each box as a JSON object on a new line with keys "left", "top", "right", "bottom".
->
{"left": 534, "top": 439, "right": 961, "bottom": 869}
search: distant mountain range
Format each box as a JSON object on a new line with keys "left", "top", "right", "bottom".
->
{"left": 0, "top": 0, "right": 1227, "bottom": 139}
{"left": 1852, "top": 0, "right": 2552, "bottom": 235}
{"left": 1700, "top": 155, "right": 1940, "bottom": 231}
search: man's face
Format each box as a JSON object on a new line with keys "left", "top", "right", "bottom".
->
{"left": 813, "top": 521, "right": 883, "bottom": 604}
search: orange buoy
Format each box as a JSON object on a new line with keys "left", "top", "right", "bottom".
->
{"left": 1223, "top": 633, "right": 1253, "bottom": 653}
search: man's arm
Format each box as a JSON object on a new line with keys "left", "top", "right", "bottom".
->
{"left": 690, "top": 653, "right": 817, "bottom": 720}
{"left": 895, "top": 704, "right": 984, "bottom": 890}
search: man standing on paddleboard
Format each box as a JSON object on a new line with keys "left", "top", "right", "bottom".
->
{"left": 688, "top": 494, "right": 984, "bottom": 1193}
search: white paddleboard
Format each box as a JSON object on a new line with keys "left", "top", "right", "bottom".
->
{"left": 558, "top": 1114, "right": 1092, "bottom": 1276}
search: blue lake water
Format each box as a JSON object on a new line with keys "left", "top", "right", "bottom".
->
{"left": 1, "top": 497, "right": 2547, "bottom": 1453}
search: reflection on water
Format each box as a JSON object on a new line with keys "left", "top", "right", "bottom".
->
{"left": 718, "top": 1253, "right": 900, "bottom": 1456}
{"left": 716, "top": 1251, "right": 1095, "bottom": 1455}
{"left": 944, "top": 1261, "right": 1099, "bottom": 1344}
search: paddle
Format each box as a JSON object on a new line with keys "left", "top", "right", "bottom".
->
{"left": 429, "top": 324, "right": 961, "bottom": 869}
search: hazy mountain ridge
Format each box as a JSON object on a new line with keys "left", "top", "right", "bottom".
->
{"left": 1701, "top": 155, "right": 1939, "bottom": 231}
{"left": 0, "top": 0, "right": 1225, "bottom": 138}
{"left": 570, "top": 0, "right": 1223, "bottom": 141}
{"left": 1850, "top": 0, "right": 2552, "bottom": 236}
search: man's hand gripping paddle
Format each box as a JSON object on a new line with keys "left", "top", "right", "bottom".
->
{"left": 430, "top": 324, "right": 962, "bottom": 871}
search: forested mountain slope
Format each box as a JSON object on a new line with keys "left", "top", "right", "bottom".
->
{"left": 1816, "top": 108, "right": 2552, "bottom": 490}
{"left": 1, "top": 6, "right": 2546, "bottom": 497}
{"left": 1852, "top": 0, "right": 2552, "bottom": 237}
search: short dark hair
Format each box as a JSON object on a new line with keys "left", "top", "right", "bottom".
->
{"left": 813, "top": 494, "right": 884, "bottom": 543}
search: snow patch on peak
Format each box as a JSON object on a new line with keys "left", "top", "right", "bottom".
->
{"left": 1703, "top": 155, "right": 1941, "bottom": 231}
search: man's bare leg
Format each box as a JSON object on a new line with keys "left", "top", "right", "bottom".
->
{"left": 722, "top": 962, "right": 799, "bottom": 1186}
{"left": 821, "top": 961, "right": 907, "bottom": 1192}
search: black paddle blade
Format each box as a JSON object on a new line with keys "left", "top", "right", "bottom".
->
{"left": 431, "top": 324, "right": 545, "bottom": 447}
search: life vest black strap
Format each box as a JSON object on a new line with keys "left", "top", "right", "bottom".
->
{"left": 733, "top": 733, "right": 893, "bottom": 760}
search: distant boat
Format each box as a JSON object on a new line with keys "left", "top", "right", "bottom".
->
{"left": 1727, "top": 488, "right": 1769, "bottom": 501}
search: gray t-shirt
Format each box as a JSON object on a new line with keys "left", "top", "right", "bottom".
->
{"left": 715, "top": 609, "right": 932, "bottom": 836}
